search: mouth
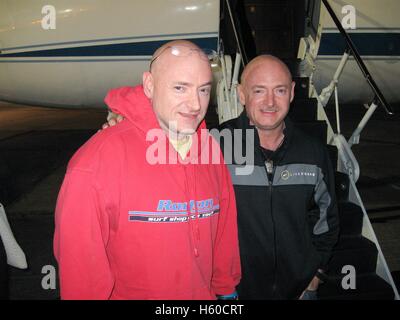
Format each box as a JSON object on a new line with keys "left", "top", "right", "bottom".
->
{"left": 178, "top": 112, "right": 200, "bottom": 119}
{"left": 260, "top": 109, "right": 278, "bottom": 115}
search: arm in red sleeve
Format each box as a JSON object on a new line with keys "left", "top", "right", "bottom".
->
{"left": 211, "top": 160, "right": 241, "bottom": 296}
{"left": 54, "top": 169, "right": 114, "bottom": 299}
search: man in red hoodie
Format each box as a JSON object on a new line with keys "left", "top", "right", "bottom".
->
{"left": 53, "top": 40, "right": 241, "bottom": 300}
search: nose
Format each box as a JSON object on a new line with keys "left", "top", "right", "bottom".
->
{"left": 188, "top": 90, "right": 201, "bottom": 112}
{"left": 265, "top": 91, "right": 275, "bottom": 107}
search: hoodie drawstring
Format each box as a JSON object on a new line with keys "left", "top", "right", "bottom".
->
{"left": 184, "top": 164, "right": 200, "bottom": 258}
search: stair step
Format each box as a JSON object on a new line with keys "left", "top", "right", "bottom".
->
{"left": 294, "top": 121, "right": 327, "bottom": 144}
{"left": 290, "top": 98, "right": 318, "bottom": 121}
{"left": 319, "top": 273, "right": 395, "bottom": 300}
{"left": 338, "top": 202, "right": 363, "bottom": 236}
{"left": 329, "top": 235, "right": 377, "bottom": 275}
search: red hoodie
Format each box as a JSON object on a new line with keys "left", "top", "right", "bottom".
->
{"left": 54, "top": 85, "right": 241, "bottom": 300}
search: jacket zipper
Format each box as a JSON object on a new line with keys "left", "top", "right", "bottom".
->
{"left": 265, "top": 159, "right": 278, "bottom": 297}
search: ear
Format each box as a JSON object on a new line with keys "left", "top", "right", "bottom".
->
{"left": 142, "top": 71, "right": 154, "bottom": 99}
{"left": 237, "top": 84, "right": 246, "bottom": 106}
{"left": 290, "top": 81, "right": 296, "bottom": 103}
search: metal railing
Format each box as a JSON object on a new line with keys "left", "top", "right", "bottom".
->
{"left": 322, "top": 0, "right": 394, "bottom": 116}
{"left": 223, "top": 0, "right": 248, "bottom": 66}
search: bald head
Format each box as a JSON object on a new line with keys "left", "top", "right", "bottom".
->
{"left": 150, "top": 40, "right": 206, "bottom": 73}
{"left": 240, "top": 55, "right": 292, "bottom": 86}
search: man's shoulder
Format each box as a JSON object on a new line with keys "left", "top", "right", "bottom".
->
{"left": 67, "top": 120, "right": 136, "bottom": 172}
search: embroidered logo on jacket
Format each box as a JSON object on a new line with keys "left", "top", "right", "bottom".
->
{"left": 281, "top": 170, "right": 316, "bottom": 180}
{"left": 128, "top": 199, "right": 220, "bottom": 223}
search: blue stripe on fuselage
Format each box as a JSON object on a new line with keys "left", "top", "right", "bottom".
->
{"left": 0, "top": 37, "right": 218, "bottom": 58}
{"left": 319, "top": 32, "right": 400, "bottom": 56}
{"left": 2, "top": 33, "right": 398, "bottom": 58}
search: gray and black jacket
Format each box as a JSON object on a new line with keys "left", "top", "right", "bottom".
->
{"left": 218, "top": 112, "right": 339, "bottom": 299}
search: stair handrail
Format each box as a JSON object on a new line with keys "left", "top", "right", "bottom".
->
{"left": 321, "top": 0, "right": 394, "bottom": 116}
{"left": 216, "top": 1, "right": 248, "bottom": 124}
{"left": 224, "top": 0, "right": 248, "bottom": 66}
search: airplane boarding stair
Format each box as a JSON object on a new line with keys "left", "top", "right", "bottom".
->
{"left": 291, "top": 80, "right": 395, "bottom": 299}
{"left": 218, "top": 0, "right": 399, "bottom": 299}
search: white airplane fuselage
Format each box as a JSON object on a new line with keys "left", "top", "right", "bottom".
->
{"left": 0, "top": 0, "right": 219, "bottom": 108}
{"left": 0, "top": 0, "right": 398, "bottom": 109}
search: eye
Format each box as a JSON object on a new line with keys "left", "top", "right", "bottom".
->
{"left": 252, "top": 87, "right": 266, "bottom": 95}
{"left": 174, "top": 85, "right": 186, "bottom": 93}
{"left": 275, "top": 87, "right": 287, "bottom": 96}
{"left": 199, "top": 86, "right": 211, "bottom": 96}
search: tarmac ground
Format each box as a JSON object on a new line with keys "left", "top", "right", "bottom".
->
{"left": 0, "top": 100, "right": 399, "bottom": 299}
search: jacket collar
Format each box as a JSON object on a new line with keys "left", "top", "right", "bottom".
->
{"left": 236, "top": 110, "right": 294, "bottom": 164}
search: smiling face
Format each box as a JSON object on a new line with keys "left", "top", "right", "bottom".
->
{"left": 142, "top": 41, "right": 213, "bottom": 138}
{"left": 238, "top": 56, "right": 295, "bottom": 133}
